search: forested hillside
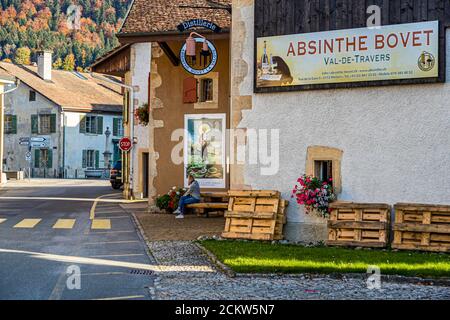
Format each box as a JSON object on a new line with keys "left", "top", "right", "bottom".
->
{"left": 0, "top": 0, "right": 131, "bottom": 70}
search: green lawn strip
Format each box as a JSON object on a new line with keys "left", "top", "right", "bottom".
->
{"left": 200, "top": 240, "right": 450, "bottom": 278}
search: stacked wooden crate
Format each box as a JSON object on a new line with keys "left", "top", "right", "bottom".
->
{"left": 222, "top": 191, "right": 288, "bottom": 241}
{"left": 392, "top": 203, "right": 450, "bottom": 252}
{"left": 327, "top": 202, "right": 391, "bottom": 248}
{"left": 274, "top": 200, "right": 289, "bottom": 240}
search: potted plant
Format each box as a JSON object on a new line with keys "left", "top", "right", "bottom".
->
{"left": 292, "top": 174, "right": 336, "bottom": 218}
{"left": 135, "top": 103, "right": 149, "bottom": 126}
{"left": 156, "top": 186, "right": 186, "bottom": 213}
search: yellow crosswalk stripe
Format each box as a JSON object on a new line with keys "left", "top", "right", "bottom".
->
{"left": 0, "top": 219, "right": 6, "bottom": 224}
{"left": 53, "top": 219, "right": 76, "bottom": 229}
{"left": 91, "top": 219, "right": 111, "bottom": 230}
{"left": 14, "top": 219, "right": 42, "bottom": 228}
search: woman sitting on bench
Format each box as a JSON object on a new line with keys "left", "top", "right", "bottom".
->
{"left": 174, "top": 174, "right": 201, "bottom": 219}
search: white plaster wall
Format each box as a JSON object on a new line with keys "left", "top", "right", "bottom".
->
{"left": 235, "top": 4, "right": 450, "bottom": 239}
{"left": 130, "top": 43, "right": 152, "bottom": 197}
{"left": 64, "top": 111, "right": 122, "bottom": 178}
{"left": 3, "top": 82, "right": 61, "bottom": 177}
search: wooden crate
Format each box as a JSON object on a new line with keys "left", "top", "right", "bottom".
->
{"left": 222, "top": 190, "right": 284, "bottom": 241}
{"left": 274, "top": 200, "right": 288, "bottom": 240}
{"left": 392, "top": 203, "right": 450, "bottom": 252}
{"left": 327, "top": 202, "right": 391, "bottom": 248}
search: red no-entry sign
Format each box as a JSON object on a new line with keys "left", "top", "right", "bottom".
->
{"left": 119, "top": 137, "right": 133, "bottom": 152}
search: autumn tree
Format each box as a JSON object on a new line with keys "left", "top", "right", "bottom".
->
{"left": 14, "top": 46, "right": 30, "bottom": 64}
{"left": 52, "top": 56, "right": 62, "bottom": 69}
{"left": 0, "top": 1, "right": 132, "bottom": 69}
{"left": 62, "top": 53, "right": 75, "bottom": 70}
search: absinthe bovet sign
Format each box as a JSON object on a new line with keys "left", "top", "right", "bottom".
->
{"left": 254, "top": 0, "right": 447, "bottom": 92}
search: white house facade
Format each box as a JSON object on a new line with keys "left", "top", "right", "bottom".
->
{"left": 231, "top": 0, "right": 450, "bottom": 243}
{"left": 1, "top": 53, "right": 123, "bottom": 179}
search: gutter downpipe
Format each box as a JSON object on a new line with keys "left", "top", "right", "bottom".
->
{"left": 90, "top": 72, "right": 135, "bottom": 200}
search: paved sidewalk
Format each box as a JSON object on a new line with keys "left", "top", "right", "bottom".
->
{"left": 146, "top": 240, "right": 450, "bottom": 300}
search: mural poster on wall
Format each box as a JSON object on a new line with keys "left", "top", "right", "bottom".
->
{"left": 256, "top": 21, "right": 439, "bottom": 88}
{"left": 184, "top": 114, "right": 226, "bottom": 189}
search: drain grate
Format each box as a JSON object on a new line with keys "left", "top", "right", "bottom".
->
{"left": 130, "top": 269, "right": 154, "bottom": 275}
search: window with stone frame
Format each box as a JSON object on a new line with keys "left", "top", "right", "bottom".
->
{"left": 306, "top": 146, "right": 343, "bottom": 194}
{"left": 199, "top": 78, "right": 214, "bottom": 102}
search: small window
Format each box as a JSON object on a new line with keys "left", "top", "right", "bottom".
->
{"left": 4, "top": 115, "right": 16, "bottom": 134}
{"left": 37, "top": 149, "right": 49, "bottom": 168}
{"left": 29, "top": 90, "right": 36, "bottom": 102}
{"left": 113, "top": 118, "right": 124, "bottom": 137}
{"left": 199, "top": 78, "right": 213, "bottom": 102}
{"left": 86, "top": 116, "right": 98, "bottom": 134}
{"left": 86, "top": 150, "right": 96, "bottom": 168}
{"left": 314, "top": 160, "right": 333, "bottom": 185}
{"left": 39, "top": 114, "right": 51, "bottom": 134}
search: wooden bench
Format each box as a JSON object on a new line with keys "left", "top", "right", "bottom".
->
{"left": 185, "top": 192, "right": 229, "bottom": 217}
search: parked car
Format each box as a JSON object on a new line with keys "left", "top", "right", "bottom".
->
{"left": 110, "top": 160, "right": 123, "bottom": 190}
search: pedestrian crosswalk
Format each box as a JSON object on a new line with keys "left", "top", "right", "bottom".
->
{"left": 0, "top": 218, "right": 113, "bottom": 230}
{"left": 14, "top": 219, "right": 42, "bottom": 229}
{"left": 53, "top": 219, "right": 76, "bottom": 229}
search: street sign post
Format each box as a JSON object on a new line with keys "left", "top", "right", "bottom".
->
{"left": 30, "top": 137, "right": 47, "bottom": 143}
{"left": 119, "top": 137, "right": 133, "bottom": 152}
{"left": 30, "top": 142, "right": 48, "bottom": 148}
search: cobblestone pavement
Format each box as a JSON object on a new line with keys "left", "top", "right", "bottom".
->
{"left": 147, "top": 241, "right": 450, "bottom": 300}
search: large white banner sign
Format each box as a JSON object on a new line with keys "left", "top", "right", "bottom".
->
{"left": 256, "top": 21, "right": 439, "bottom": 88}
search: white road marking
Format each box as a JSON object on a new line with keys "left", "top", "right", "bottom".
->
{"left": 89, "top": 254, "right": 145, "bottom": 258}
{"left": 0, "top": 196, "right": 146, "bottom": 204}
{"left": 84, "top": 240, "right": 140, "bottom": 245}
{"left": 94, "top": 295, "right": 145, "bottom": 301}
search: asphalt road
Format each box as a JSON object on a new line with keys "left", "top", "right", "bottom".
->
{"left": 0, "top": 179, "right": 155, "bottom": 300}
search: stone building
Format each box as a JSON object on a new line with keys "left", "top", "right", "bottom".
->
{"left": 92, "top": 0, "right": 231, "bottom": 200}
{"left": 230, "top": 0, "right": 450, "bottom": 242}
{"left": 0, "top": 52, "right": 123, "bottom": 179}
{"left": 92, "top": 0, "right": 450, "bottom": 244}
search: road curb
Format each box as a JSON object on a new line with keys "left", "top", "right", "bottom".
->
{"left": 194, "top": 242, "right": 236, "bottom": 278}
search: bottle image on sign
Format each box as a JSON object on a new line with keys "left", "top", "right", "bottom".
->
{"left": 257, "top": 41, "right": 293, "bottom": 86}
{"left": 261, "top": 41, "right": 270, "bottom": 74}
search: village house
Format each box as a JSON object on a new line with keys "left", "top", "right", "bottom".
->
{"left": 0, "top": 70, "right": 18, "bottom": 184}
{"left": 92, "top": 0, "right": 450, "bottom": 243}
{"left": 0, "top": 51, "right": 123, "bottom": 179}
{"left": 91, "top": 0, "right": 231, "bottom": 200}
{"left": 230, "top": 0, "right": 450, "bottom": 242}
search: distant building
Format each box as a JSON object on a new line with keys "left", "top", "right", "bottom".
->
{"left": 0, "top": 51, "right": 124, "bottom": 179}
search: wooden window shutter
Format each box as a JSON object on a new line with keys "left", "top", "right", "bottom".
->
{"left": 113, "top": 118, "right": 118, "bottom": 136}
{"left": 31, "top": 115, "right": 38, "bottom": 134}
{"left": 82, "top": 150, "right": 87, "bottom": 168}
{"left": 97, "top": 116, "right": 103, "bottom": 135}
{"left": 79, "top": 115, "right": 86, "bottom": 133}
{"left": 11, "top": 115, "right": 17, "bottom": 134}
{"left": 47, "top": 149, "right": 53, "bottom": 169}
{"left": 50, "top": 114, "right": 56, "bottom": 133}
{"left": 183, "top": 77, "right": 197, "bottom": 104}
{"left": 95, "top": 150, "right": 100, "bottom": 169}
{"left": 34, "top": 149, "right": 40, "bottom": 168}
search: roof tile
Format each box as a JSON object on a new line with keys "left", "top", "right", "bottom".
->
{"left": 120, "top": 0, "right": 231, "bottom": 35}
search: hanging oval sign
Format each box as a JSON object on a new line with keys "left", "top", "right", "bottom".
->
{"left": 180, "top": 38, "right": 218, "bottom": 76}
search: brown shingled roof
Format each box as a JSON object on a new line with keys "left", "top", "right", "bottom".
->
{"left": 119, "top": 0, "right": 231, "bottom": 35}
{"left": 0, "top": 62, "right": 122, "bottom": 113}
